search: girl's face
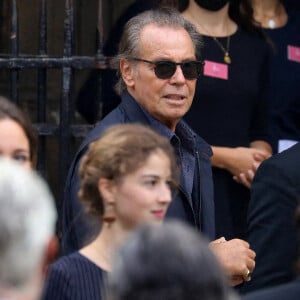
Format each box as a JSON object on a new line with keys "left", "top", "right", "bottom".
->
{"left": 0, "top": 119, "right": 31, "bottom": 169}
{"left": 111, "top": 150, "right": 173, "bottom": 230}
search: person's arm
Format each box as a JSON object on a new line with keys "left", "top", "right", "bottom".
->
{"left": 233, "top": 140, "right": 272, "bottom": 188}
{"left": 211, "top": 141, "right": 271, "bottom": 188}
{"left": 250, "top": 140, "right": 272, "bottom": 153}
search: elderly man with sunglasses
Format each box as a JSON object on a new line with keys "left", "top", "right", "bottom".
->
{"left": 62, "top": 8, "right": 255, "bottom": 287}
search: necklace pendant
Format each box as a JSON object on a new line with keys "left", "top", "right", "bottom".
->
{"left": 224, "top": 52, "right": 231, "bottom": 64}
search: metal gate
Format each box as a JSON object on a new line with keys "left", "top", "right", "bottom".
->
{"left": 0, "top": 0, "right": 118, "bottom": 233}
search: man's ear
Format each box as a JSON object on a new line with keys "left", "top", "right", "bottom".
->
{"left": 120, "top": 59, "right": 135, "bottom": 88}
{"left": 98, "top": 178, "right": 116, "bottom": 205}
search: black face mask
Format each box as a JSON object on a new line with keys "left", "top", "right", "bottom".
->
{"left": 194, "top": 0, "right": 228, "bottom": 11}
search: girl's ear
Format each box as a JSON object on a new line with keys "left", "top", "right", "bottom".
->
{"left": 98, "top": 178, "right": 117, "bottom": 225}
{"left": 98, "top": 178, "right": 116, "bottom": 205}
{"left": 120, "top": 59, "right": 136, "bottom": 88}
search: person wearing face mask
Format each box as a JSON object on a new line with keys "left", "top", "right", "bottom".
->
{"left": 181, "top": 0, "right": 272, "bottom": 241}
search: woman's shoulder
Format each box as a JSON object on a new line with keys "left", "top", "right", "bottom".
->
{"left": 235, "top": 27, "right": 268, "bottom": 44}
{"left": 42, "top": 252, "right": 106, "bottom": 300}
{"left": 285, "top": 10, "right": 300, "bottom": 33}
{"left": 236, "top": 27, "right": 272, "bottom": 57}
{"left": 49, "top": 251, "right": 104, "bottom": 275}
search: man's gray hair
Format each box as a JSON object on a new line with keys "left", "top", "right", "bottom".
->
{"left": 114, "top": 7, "right": 203, "bottom": 95}
{"left": 0, "top": 159, "right": 56, "bottom": 290}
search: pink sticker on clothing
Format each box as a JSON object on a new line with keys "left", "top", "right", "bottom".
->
{"left": 203, "top": 60, "right": 228, "bottom": 80}
{"left": 287, "top": 45, "right": 300, "bottom": 63}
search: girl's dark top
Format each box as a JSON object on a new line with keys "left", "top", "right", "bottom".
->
{"left": 42, "top": 252, "right": 106, "bottom": 300}
{"left": 264, "top": 10, "right": 300, "bottom": 153}
{"left": 184, "top": 28, "right": 271, "bottom": 239}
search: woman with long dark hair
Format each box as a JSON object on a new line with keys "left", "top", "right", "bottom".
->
{"left": 181, "top": 0, "right": 272, "bottom": 241}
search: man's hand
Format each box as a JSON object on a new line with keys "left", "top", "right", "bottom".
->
{"left": 209, "top": 238, "right": 256, "bottom": 286}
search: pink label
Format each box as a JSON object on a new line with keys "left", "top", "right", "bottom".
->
{"left": 203, "top": 60, "right": 228, "bottom": 80}
{"left": 287, "top": 45, "right": 300, "bottom": 63}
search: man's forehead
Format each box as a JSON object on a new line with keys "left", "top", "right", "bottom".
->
{"left": 140, "top": 23, "right": 186, "bottom": 37}
{"left": 139, "top": 24, "right": 193, "bottom": 49}
{"left": 139, "top": 24, "right": 195, "bottom": 57}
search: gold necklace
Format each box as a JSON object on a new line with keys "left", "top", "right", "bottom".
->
{"left": 211, "top": 36, "right": 231, "bottom": 64}
{"left": 189, "top": 15, "right": 232, "bottom": 64}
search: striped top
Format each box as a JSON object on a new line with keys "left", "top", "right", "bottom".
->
{"left": 42, "top": 252, "right": 106, "bottom": 300}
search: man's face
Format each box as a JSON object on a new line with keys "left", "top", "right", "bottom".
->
{"left": 122, "top": 24, "right": 197, "bottom": 131}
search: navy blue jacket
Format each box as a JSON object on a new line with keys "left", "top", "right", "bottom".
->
{"left": 62, "top": 92, "right": 215, "bottom": 254}
{"left": 240, "top": 143, "right": 300, "bottom": 293}
{"left": 242, "top": 277, "right": 300, "bottom": 300}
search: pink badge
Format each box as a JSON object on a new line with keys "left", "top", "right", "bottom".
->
{"left": 287, "top": 45, "right": 300, "bottom": 63}
{"left": 203, "top": 60, "right": 228, "bottom": 80}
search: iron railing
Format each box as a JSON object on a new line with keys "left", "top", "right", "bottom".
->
{"left": 0, "top": 0, "right": 111, "bottom": 232}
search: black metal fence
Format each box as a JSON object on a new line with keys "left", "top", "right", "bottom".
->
{"left": 0, "top": 0, "right": 116, "bottom": 228}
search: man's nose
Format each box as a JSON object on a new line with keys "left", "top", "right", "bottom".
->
{"left": 169, "top": 65, "right": 186, "bottom": 83}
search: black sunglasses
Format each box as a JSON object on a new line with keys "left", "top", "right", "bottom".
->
{"left": 131, "top": 58, "right": 205, "bottom": 80}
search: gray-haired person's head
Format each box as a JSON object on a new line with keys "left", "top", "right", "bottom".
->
{"left": 0, "top": 159, "right": 56, "bottom": 291}
{"left": 108, "top": 220, "right": 239, "bottom": 300}
{"left": 114, "top": 7, "right": 202, "bottom": 95}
